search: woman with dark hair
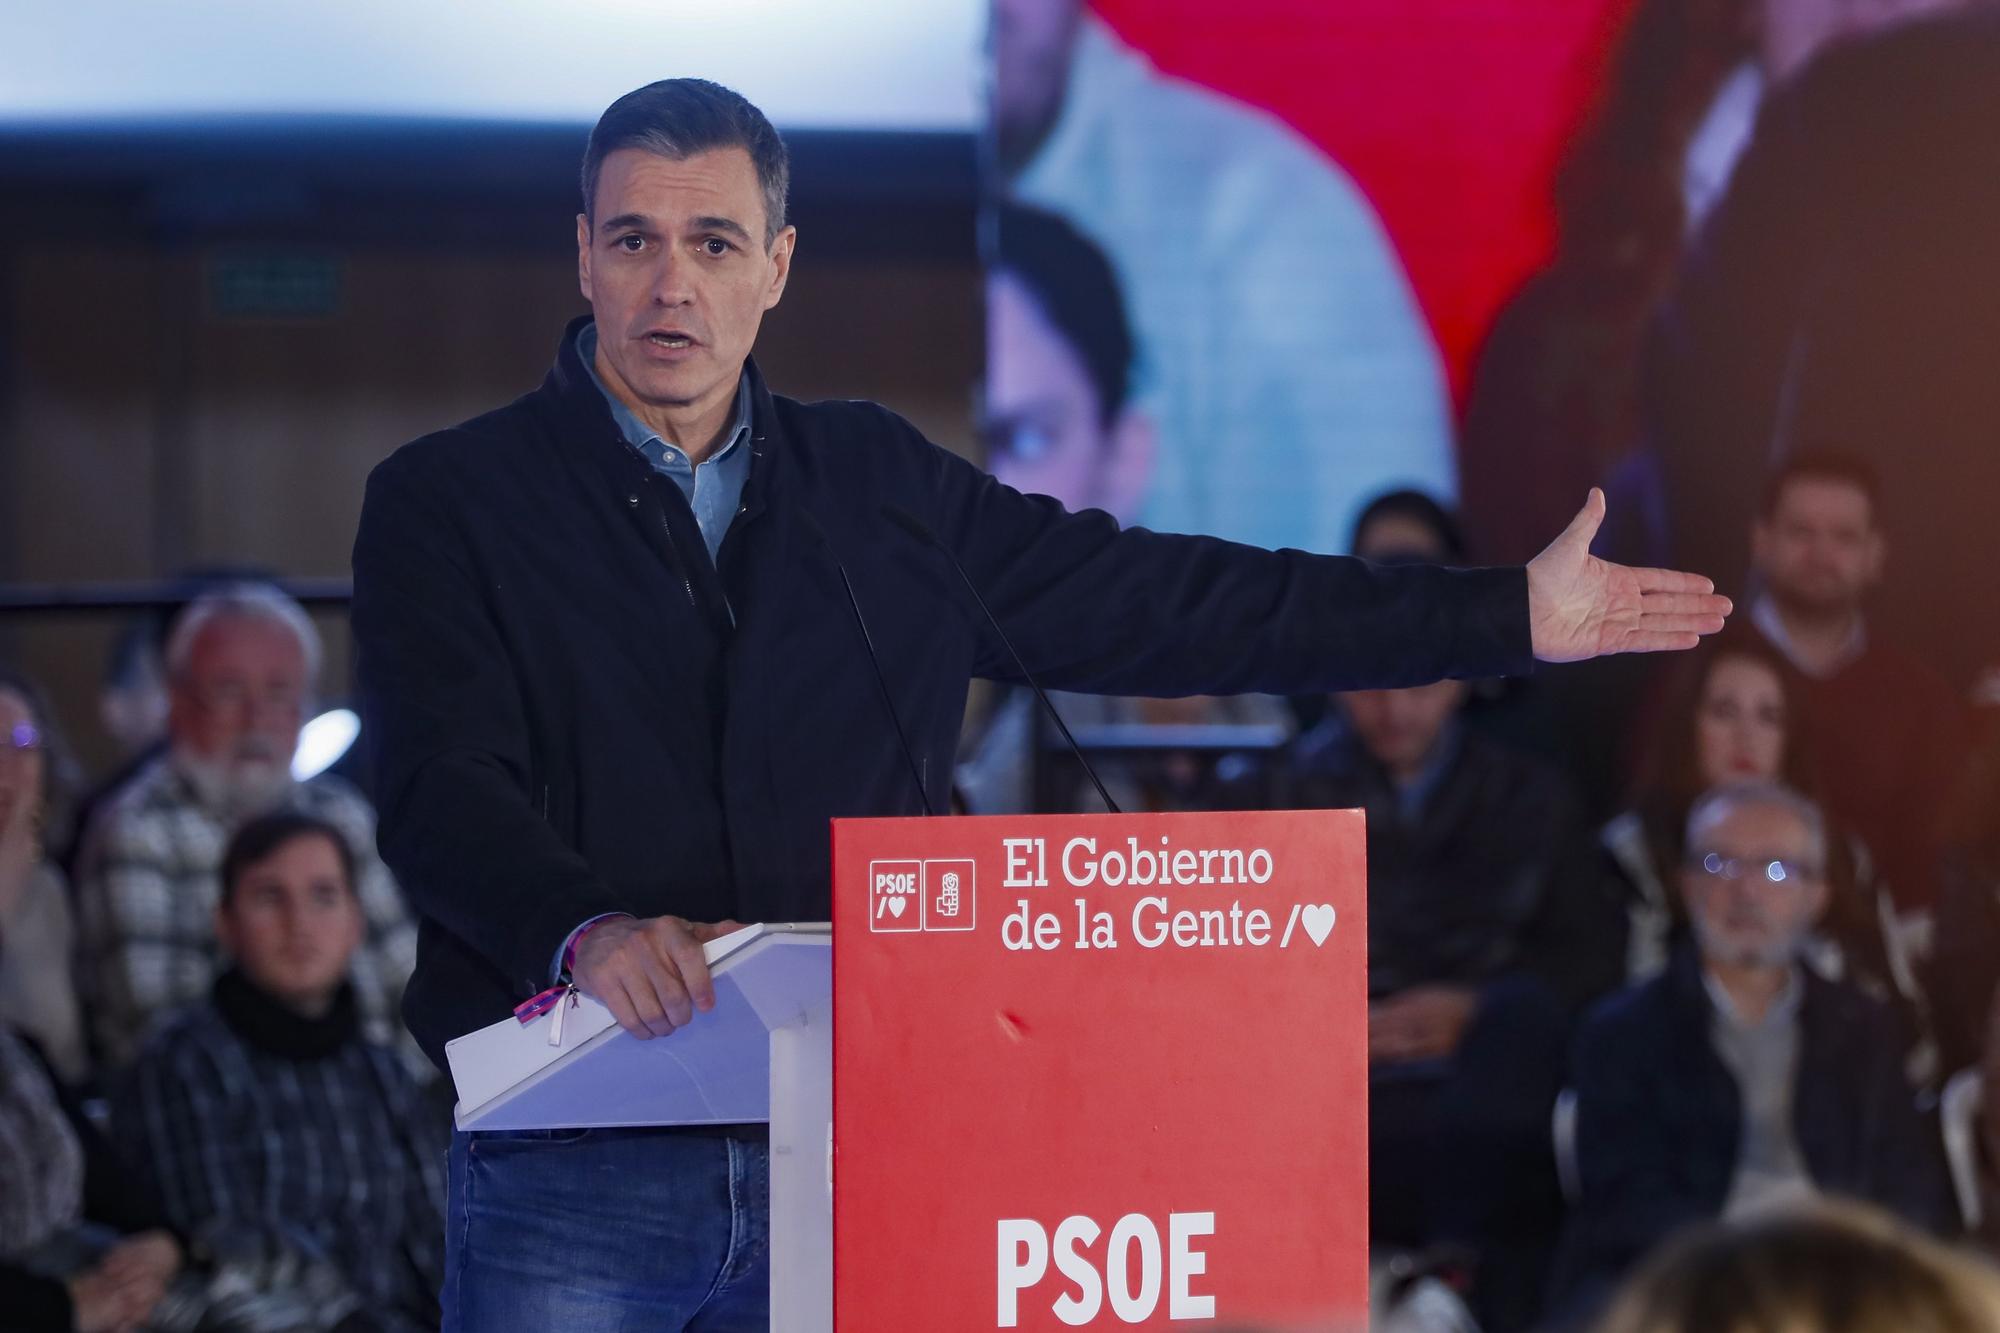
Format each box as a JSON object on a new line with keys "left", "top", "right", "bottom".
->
{"left": 1604, "top": 629, "right": 1925, "bottom": 1043}
{"left": 0, "top": 667, "right": 88, "bottom": 1085}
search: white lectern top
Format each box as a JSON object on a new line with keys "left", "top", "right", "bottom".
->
{"left": 445, "top": 922, "right": 830, "bottom": 1131}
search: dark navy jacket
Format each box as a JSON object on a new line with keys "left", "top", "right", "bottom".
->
{"left": 1289, "top": 723, "right": 1622, "bottom": 1012}
{"left": 1555, "top": 947, "right": 1953, "bottom": 1309}
{"left": 352, "top": 317, "right": 1533, "bottom": 1071}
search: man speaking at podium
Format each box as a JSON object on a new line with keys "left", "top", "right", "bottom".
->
{"left": 351, "top": 79, "right": 1728, "bottom": 1331}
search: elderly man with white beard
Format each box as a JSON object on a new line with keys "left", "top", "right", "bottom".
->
{"left": 73, "top": 584, "right": 417, "bottom": 1071}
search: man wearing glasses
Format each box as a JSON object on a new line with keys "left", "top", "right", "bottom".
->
{"left": 1552, "top": 781, "right": 1952, "bottom": 1315}
{"left": 71, "top": 584, "right": 417, "bottom": 1070}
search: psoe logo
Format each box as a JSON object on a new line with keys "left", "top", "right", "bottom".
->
{"left": 927, "top": 859, "right": 976, "bottom": 932}
{"left": 868, "top": 860, "right": 924, "bottom": 932}
{"left": 997, "top": 1210, "right": 1216, "bottom": 1326}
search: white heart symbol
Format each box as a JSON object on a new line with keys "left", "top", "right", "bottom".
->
{"left": 1301, "top": 904, "right": 1336, "bottom": 947}
{"left": 886, "top": 895, "right": 906, "bottom": 919}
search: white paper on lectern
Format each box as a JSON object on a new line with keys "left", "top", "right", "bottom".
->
{"left": 446, "top": 922, "right": 830, "bottom": 1131}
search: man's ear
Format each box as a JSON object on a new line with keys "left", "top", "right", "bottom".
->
{"left": 576, "top": 213, "right": 594, "bottom": 305}
{"left": 763, "top": 226, "right": 798, "bottom": 311}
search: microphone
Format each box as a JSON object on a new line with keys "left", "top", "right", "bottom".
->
{"left": 880, "top": 504, "right": 1121, "bottom": 815}
{"left": 797, "top": 509, "right": 934, "bottom": 816}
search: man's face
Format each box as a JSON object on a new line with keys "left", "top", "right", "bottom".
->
{"left": 1341, "top": 679, "right": 1469, "bottom": 778}
{"left": 983, "top": 270, "right": 1153, "bottom": 523}
{"left": 216, "top": 832, "right": 363, "bottom": 1014}
{"left": 169, "top": 617, "right": 307, "bottom": 813}
{"left": 1751, "top": 476, "right": 1882, "bottom": 618}
{"left": 1683, "top": 799, "right": 1828, "bottom": 969}
{"left": 991, "top": 0, "right": 1087, "bottom": 168}
{"left": 576, "top": 147, "right": 794, "bottom": 424}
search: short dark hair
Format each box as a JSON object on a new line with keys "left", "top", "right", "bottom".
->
{"left": 220, "top": 810, "right": 357, "bottom": 908}
{"left": 1349, "top": 488, "right": 1469, "bottom": 564}
{"left": 988, "top": 201, "right": 1136, "bottom": 425}
{"left": 581, "top": 79, "right": 791, "bottom": 244}
{"left": 1760, "top": 447, "right": 1883, "bottom": 522}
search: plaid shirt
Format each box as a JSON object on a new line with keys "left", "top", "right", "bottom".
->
{"left": 114, "top": 981, "right": 447, "bottom": 1331}
{"left": 73, "top": 757, "right": 418, "bottom": 1069}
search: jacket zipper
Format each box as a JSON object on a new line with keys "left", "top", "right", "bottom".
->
{"left": 661, "top": 511, "right": 698, "bottom": 611}
{"left": 640, "top": 470, "right": 712, "bottom": 608}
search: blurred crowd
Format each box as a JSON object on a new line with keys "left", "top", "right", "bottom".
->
{"left": 2, "top": 588, "right": 441, "bottom": 1332}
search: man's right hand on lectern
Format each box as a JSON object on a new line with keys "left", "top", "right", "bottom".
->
{"left": 570, "top": 915, "right": 744, "bottom": 1040}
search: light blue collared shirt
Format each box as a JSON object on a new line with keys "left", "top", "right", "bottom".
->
{"left": 577, "top": 321, "right": 752, "bottom": 565}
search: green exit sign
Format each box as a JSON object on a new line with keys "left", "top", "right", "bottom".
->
{"left": 208, "top": 251, "right": 343, "bottom": 319}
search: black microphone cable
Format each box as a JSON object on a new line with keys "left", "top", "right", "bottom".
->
{"left": 797, "top": 509, "right": 934, "bottom": 816}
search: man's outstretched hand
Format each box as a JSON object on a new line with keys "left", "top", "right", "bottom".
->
{"left": 1526, "top": 489, "right": 1731, "bottom": 662}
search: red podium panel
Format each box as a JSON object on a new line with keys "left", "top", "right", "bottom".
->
{"left": 833, "top": 810, "right": 1368, "bottom": 1329}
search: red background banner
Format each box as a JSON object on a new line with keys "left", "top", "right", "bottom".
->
{"left": 1090, "top": 0, "right": 1636, "bottom": 404}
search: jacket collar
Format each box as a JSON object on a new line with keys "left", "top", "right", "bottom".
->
{"left": 1666, "top": 943, "right": 1829, "bottom": 1035}
{"left": 544, "top": 314, "right": 784, "bottom": 531}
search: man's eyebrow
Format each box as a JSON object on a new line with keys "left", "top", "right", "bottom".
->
{"left": 690, "top": 215, "right": 753, "bottom": 242}
{"left": 597, "top": 212, "right": 653, "bottom": 234}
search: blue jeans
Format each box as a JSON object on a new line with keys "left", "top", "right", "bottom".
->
{"left": 443, "top": 1126, "right": 770, "bottom": 1331}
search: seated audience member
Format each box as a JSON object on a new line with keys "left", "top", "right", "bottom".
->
{"left": 1351, "top": 490, "right": 1660, "bottom": 826}
{"left": 1291, "top": 620, "right": 1623, "bottom": 1029}
{"left": 1290, "top": 632, "right": 1622, "bottom": 1330}
{"left": 1604, "top": 632, "right": 1925, "bottom": 1048}
{"left": 1558, "top": 783, "right": 1953, "bottom": 1315}
{"left": 0, "top": 1025, "right": 185, "bottom": 1332}
{"left": 73, "top": 584, "right": 416, "bottom": 1069}
{"left": 4, "top": 1012, "right": 383, "bottom": 1333}
{"left": 1746, "top": 449, "right": 1968, "bottom": 920}
{"left": 958, "top": 202, "right": 1289, "bottom": 813}
{"left": 1348, "top": 489, "right": 1565, "bottom": 761}
{"left": 0, "top": 669, "right": 89, "bottom": 1086}
{"left": 1592, "top": 1198, "right": 2000, "bottom": 1333}
{"left": 116, "top": 811, "right": 446, "bottom": 1333}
